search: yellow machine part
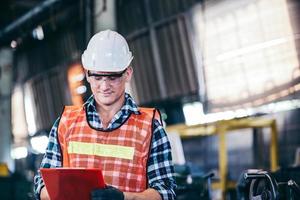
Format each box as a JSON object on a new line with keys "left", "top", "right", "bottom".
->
{"left": 0, "top": 163, "right": 9, "bottom": 177}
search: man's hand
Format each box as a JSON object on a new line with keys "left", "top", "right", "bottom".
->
{"left": 40, "top": 187, "right": 50, "bottom": 200}
{"left": 91, "top": 185, "right": 124, "bottom": 200}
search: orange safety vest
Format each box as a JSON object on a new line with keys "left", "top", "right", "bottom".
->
{"left": 57, "top": 105, "right": 161, "bottom": 192}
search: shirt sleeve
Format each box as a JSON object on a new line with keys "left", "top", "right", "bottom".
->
{"left": 147, "top": 119, "right": 177, "bottom": 200}
{"left": 33, "top": 118, "right": 62, "bottom": 199}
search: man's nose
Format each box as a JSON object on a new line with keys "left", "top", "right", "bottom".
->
{"left": 100, "top": 78, "right": 110, "bottom": 90}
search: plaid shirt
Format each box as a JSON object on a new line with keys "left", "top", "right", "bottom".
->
{"left": 34, "top": 93, "right": 176, "bottom": 199}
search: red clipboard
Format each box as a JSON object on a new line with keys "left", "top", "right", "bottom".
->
{"left": 40, "top": 168, "right": 106, "bottom": 200}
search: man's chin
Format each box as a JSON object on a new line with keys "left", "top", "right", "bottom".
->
{"left": 95, "top": 96, "right": 114, "bottom": 105}
{"left": 94, "top": 92, "right": 124, "bottom": 106}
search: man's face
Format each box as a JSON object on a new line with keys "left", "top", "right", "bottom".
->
{"left": 86, "top": 67, "right": 133, "bottom": 107}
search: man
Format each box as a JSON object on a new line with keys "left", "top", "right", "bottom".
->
{"left": 34, "top": 29, "right": 176, "bottom": 200}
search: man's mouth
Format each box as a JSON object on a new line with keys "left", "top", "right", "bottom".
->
{"left": 100, "top": 92, "right": 112, "bottom": 96}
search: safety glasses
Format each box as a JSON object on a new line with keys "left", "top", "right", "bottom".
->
{"left": 87, "top": 69, "right": 127, "bottom": 85}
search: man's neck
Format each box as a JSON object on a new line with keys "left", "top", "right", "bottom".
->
{"left": 96, "top": 96, "right": 125, "bottom": 128}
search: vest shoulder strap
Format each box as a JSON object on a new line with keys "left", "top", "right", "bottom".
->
{"left": 61, "top": 105, "right": 83, "bottom": 121}
{"left": 139, "top": 107, "right": 163, "bottom": 125}
{"left": 63, "top": 105, "right": 82, "bottom": 113}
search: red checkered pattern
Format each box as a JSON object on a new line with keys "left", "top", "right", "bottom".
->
{"left": 58, "top": 106, "right": 156, "bottom": 192}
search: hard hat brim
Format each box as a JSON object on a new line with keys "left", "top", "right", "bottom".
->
{"left": 82, "top": 55, "right": 133, "bottom": 72}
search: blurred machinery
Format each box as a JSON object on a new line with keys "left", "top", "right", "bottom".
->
{"left": 237, "top": 168, "right": 300, "bottom": 200}
{"left": 174, "top": 164, "right": 214, "bottom": 200}
{"left": 167, "top": 132, "right": 214, "bottom": 199}
{"left": 167, "top": 117, "right": 279, "bottom": 199}
{"left": 0, "top": 163, "right": 33, "bottom": 200}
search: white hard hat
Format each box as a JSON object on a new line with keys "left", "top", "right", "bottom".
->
{"left": 81, "top": 29, "right": 133, "bottom": 72}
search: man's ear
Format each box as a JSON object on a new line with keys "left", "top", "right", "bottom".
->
{"left": 84, "top": 69, "right": 91, "bottom": 83}
{"left": 125, "top": 66, "right": 133, "bottom": 82}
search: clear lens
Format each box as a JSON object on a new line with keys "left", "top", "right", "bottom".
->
{"left": 88, "top": 70, "right": 126, "bottom": 85}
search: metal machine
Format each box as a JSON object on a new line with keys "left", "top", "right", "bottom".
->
{"left": 174, "top": 164, "right": 214, "bottom": 200}
{"left": 237, "top": 168, "right": 300, "bottom": 200}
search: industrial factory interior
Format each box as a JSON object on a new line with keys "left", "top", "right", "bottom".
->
{"left": 0, "top": 0, "right": 300, "bottom": 199}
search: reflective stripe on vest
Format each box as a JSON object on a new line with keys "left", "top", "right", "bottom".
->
{"left": 57, "top": 105, "right": 159, "bottom": 192}
{"left": 67, "top": 141, "right": 135, "bottom": 160}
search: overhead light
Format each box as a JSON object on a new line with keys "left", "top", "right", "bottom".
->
{"left": 11, "top": 147, "right": 28, "bottom": 160}
{"left": 76, "top": 85, "right": 87, "bottom": 94}
{"left": 216, "top": 37, "right": 290, "bottom": 62}
{"left": 183, "top": 102, "right": 205, "bottom": 125}
{"left": 30, "top": 135, "right": 49, "bottom": 154}
{"left": 10, "top": 40, "right": 17, "bottom": 48}
{"left": 32, "top": 25, "right": 44, "bottom": 40}
{"left": 71, "top": 73, "right": 85, "bottom": 83}
{"left": 24, "top": 84, "right": 37, "bottom": 135}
